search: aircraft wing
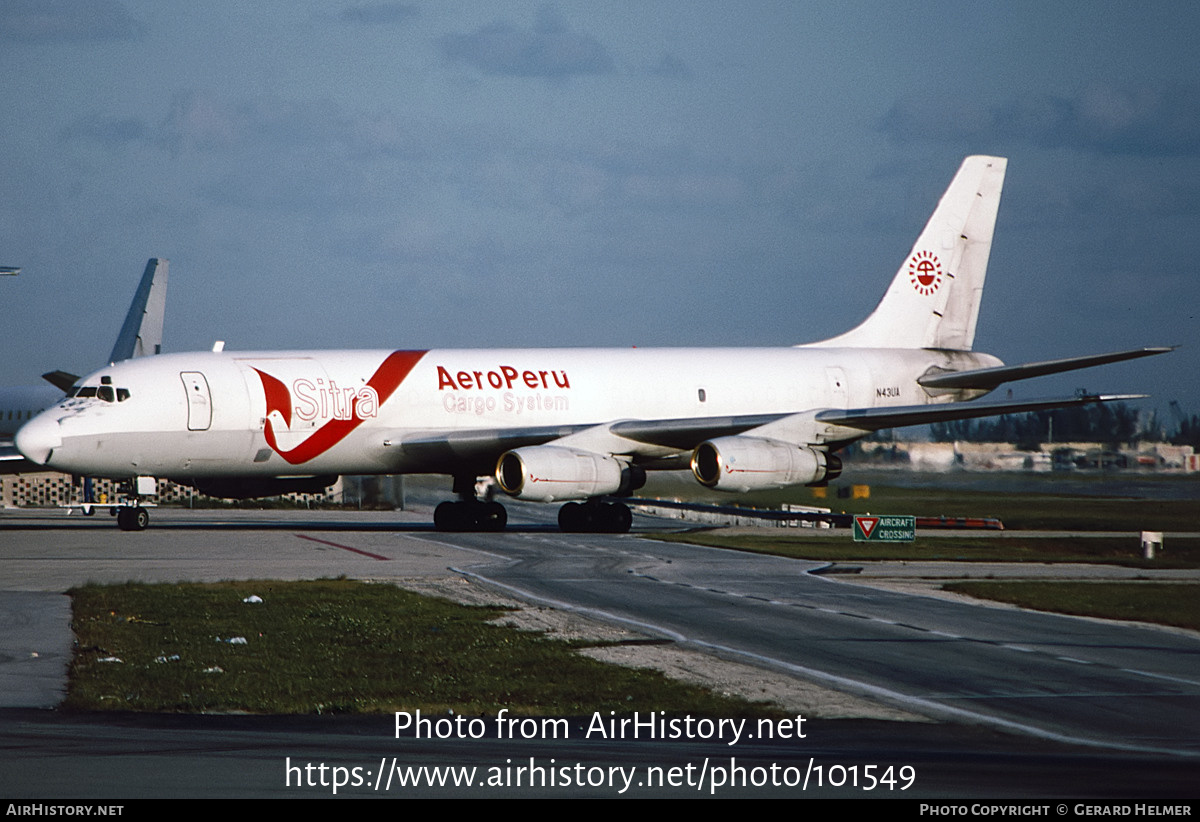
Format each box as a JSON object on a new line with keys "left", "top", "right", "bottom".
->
{"left": 388, "top": 394, "right": 1137, "bottom": 469}
{"left": 814, "top": 393, "right": 1145, "bottom": 431}
{"left": 609, "top": 414, "right": 790, "bottom": 449}
{"left": 918, "top": 347, "right": 1173, "bottom": 391}
{"left": 391, "top": 423, "right": 597, "bottom": 472}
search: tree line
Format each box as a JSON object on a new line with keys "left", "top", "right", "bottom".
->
{"left": 928, "top": 402, "right": 1199, "bottom": 449}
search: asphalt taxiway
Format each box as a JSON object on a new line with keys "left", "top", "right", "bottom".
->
{"left": 1, "top": 505, "right": 1197, "bottom": 798}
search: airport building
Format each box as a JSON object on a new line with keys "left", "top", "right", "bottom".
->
{"left": 857, "top": 441, "right": 1198, "bottom": 473}
{"left": 0, "top": 472, "right": 344, "bottom": 509}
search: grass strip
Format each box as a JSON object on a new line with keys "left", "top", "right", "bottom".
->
{"left": 655, "top": 532, "right": 1200, "bottom": 569}
{"left": 941, "top": 581, "right": 1200, "bottom": 631}
{"left": 638, "top": 473, "right": 1200, "bottom": 532}
{"left": 67, "top": 579, "right": 781, "bottom": 717}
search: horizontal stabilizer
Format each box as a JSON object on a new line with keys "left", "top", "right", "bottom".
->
{"left": 41, "top": 370, "right": 79, "bottom": 392}
{"left": 918, "top": 347, "right": 1174, "bottom": 391}
{"left": 817, "top": 393, "right": 1146, "bottom": 432}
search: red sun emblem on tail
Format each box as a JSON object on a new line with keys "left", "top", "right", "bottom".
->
{"left": 908, "top": 250, "right": 943, "bottom": 296}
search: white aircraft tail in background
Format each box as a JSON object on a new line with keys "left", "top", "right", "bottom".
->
{"left": 107, "top": 257, "right": 169, "bottom": 363}
{"left": 0, "top": 258, "right": 168, "bottom": 447}
{"left": 14, "top": 159, "right": 1172, "bottom": 531}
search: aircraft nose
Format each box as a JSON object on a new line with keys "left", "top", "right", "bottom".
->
{"left": 15, "top": 414, "right": 62, "bottom": 466}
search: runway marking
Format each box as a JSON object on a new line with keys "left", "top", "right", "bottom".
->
{"left": 293, "top": 534, "right": 390, "bottom": 560}
{"left": 403, "top": 535, "right": 511, "bottom": 561}
{"left": 448, "top": 562, "right": 1199, "bottom": 757}
{"left": 609, "top": 563, "right": 1200, "bottom": 756}
{"left": 1120, "top": 668, "right": 1200, "bottom": 688}
{"left": 934, "top": 690, "right": 1192, "bottom": 700}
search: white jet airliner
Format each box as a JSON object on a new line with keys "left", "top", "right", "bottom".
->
{"left": 15, "top": 158, "right": 1170, "bottom": 531}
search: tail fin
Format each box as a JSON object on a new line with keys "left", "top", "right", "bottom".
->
{"left": 807, "top": 155, "right": 1006, "bottom": 351}
{"left": 108, "top": 258, "right": 168, "bottom": 363}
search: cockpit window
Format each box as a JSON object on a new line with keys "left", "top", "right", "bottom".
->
{"left": 68, "top": 384, "right": 131, "bottom": 402}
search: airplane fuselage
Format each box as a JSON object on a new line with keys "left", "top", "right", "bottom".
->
{"left": 12, "top": 157, "right": 1168, "bottom": 533}
{"left": 21, "top": 345, "right": 999, "bottom": 479}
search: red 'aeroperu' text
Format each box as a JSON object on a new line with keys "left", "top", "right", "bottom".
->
{"left": 437, "top": 366, "right": 570, "bottom": 391}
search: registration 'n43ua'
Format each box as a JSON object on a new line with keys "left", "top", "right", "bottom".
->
{"left": 15, "top": 157, "right": 1171, "bottom": 531}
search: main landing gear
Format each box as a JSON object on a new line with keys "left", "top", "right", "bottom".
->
{"left": 431, "top": 475, "right": 634, "bottom": 533}
{"left": 434, "top": 474, "right": 508, "bottom": 532}
{"left": 557, "top": 501, "right": 632, "bottom": 533}
{"left": 434, "top": 499, "right": 508, "bottom": 532}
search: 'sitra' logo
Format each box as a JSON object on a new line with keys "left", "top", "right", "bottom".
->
{"left": 908, "top": 250, "right": 942, "bottom": 296}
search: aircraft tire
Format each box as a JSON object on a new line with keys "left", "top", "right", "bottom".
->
{"left": 558, "top": 502, "right": 631, "bottom": 533}
{"left": 435, "top": 500, "right": 508, "bottom": 532}
{"left": 434, "top": 501, "right": 457, "bottom": 531}
{"left": 608, "top": 502, "right": 632, "bottom": 534}
{"left": 117, "top": 507, "right": 149, "bottom": 531}
{"left": 558, "top": 502, "right": 584, "bottom": 532}
{"left": 482, "top": 501, "right": 507, "bottom": 532}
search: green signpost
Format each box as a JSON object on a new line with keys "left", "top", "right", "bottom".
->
{"left": 852, "top": 515, "right": 916, "bottom": 543}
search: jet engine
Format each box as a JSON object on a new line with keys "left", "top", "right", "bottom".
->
{"left": 691, "top": 437, "right": 841, "bottom": 492}
{"left": 496, "top": 446, "right": 644, "bottom": 502}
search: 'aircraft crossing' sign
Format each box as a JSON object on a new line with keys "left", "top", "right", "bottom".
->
{"left": 853, "top": 515, "right": 916, "bottom": 542}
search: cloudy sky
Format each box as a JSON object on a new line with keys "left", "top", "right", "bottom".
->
{"left": 2, "top": 1, "right": 1197, "bottom": 419}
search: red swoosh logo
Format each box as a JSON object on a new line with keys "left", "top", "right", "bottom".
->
{"left": 254, "top": 350, "right": 426, "bottom": 465}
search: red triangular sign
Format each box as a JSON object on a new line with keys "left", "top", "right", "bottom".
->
{"left": 857, "top": 516, "right": 879, "bottom": 538}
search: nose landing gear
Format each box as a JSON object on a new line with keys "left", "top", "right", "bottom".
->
{"left": 111, "top": 476, "right": 156, "bottom": 531}
{"left": 115, "top": 505, "right": 150, "bottom": 531}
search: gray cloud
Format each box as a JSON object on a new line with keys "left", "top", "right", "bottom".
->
{"left": 60, "top": 114, "right": 149, "bottom": 147}
{"left": 339, "top": 3, "right": 418, "bottom": 26}
{"left": 649, "top": 53, "right": 693, "bottom": 80}
{"left": 439, "top": 5, "right": 614, "bottom": 78}
{"left": 881, "top": 83, "right": 1200, "bottom": 157}
{"left": 0, "top": 0, "right": 141, "bottom": 43}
